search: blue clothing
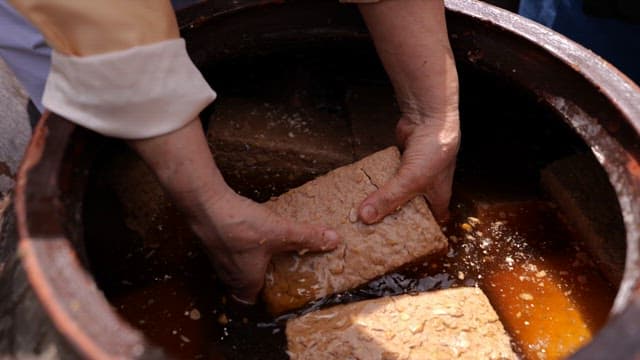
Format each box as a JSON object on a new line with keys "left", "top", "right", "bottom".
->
{"left": 519, "top": 0, "right": 640, "bottom": 84}
{"left": 0, "top": 0, "right": 50, "bottom": 112}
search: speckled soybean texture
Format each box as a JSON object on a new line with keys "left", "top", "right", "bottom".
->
{"left": 264, "top": 147, "right": 447, "bottom": 314}
{"left": 286, "top": 287, "right": 517, "bottom": 360}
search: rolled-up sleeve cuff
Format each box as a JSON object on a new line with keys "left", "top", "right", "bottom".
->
{"left": 42, "top": 38, "right": 216, "bottom": 139}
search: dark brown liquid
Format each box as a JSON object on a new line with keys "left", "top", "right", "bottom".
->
{"left": 94, "top": 193, "right": 614, "bottom": 360}
{"left": 84, "top": 44, "right": 619, "bottom": 359}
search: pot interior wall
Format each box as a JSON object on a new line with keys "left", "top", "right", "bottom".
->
{"left": 82, "top": 40, "right": 624, "bottom": 359}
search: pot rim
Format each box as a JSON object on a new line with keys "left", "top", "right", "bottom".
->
{"left": 13, "top": 1, "right": 640, "bottom": 358}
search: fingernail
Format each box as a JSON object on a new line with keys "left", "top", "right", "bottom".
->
{"left": 230, "top": 293, "right": 256, "bottom": 306}
{"left": 360, "top": 204, "right": 378, "bottom": 223}
{"left": 323, "top": 230, "right": 339, "bottom": 245}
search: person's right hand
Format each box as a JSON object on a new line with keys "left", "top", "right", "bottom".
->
{"left": 359, "top": 110, "right": 459, "bottom": 224}
{"left": 358, "top": 0, "right": 460, "bottom": 223}
{"left": 189, "top": 191, "right": 340, "bottom": 304}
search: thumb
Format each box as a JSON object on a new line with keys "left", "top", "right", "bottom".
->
{"left": 358, "top": 172, "right": 418, "bottom": 224}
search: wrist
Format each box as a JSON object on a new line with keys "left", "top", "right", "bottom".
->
{"left": 396, "top": 53, "right": 459, "bottom": 124}
{"left": 397, "top": 109, "right": 460, "bottom": 152}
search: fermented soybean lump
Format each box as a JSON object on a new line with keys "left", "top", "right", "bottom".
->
{"left": 264, "top": 147, "right": 448, "bottom": 314}
{"left": 286, "top": 288, "right": 517, "bottom": 360}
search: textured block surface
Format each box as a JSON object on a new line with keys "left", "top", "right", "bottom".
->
{"left": 263, "top": 147, "right": 447, "bottom": 314}
{"left": 286, "top": 287, "right": 517, "bottom": 360}
{"left": 207, "top": 98, "right": 354, "bottom": 199}
{"left": 541, "top": 154, "right": 625, "bottom": 286}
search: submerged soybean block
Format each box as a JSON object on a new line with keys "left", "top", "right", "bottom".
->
{"left": 484, "top": 268, "right": 592, "bottom": 360}
{"left": 541, "top": 154, "right": 625, "bottom": 286}
{"left": 345, "top": 85, "right": 399, "bottom": 159}
{"left": 207, "top": 98, "right": 354, "bottom": 200}
{"left": 286, "top": 288, "right": 517, "bottom": 360}
{"left": 263, "top": 147, "right": 447, "bottom": 314}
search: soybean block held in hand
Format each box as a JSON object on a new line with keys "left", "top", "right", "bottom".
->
{"left": 286, "top": 287, "right": 517, "bottom": 360}
{"left": 263, "top": 147, "right": 448, "bottom": 314}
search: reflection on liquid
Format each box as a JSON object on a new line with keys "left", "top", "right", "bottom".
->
{"left": 84, "top": 44, "right": 617, "bottom": 359}
{"left": 96, "top": 193, "right": 614, "bottom": 360}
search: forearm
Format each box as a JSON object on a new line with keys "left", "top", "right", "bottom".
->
{"left": 7, "top": 0, "right": 215, "bottom": 140}
{"left": 358, "top": 0, "right": 459, "bottom": 120}
{"left": 128, "top": 119, "right": 231, "bottom": 221}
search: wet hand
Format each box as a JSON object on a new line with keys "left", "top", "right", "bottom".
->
{"left": 190, "top": 191, "right": 340, "bottom": 304}
{"left": 359, "top": 111, "right": 459, "bottom": 223}
{"left": 356, "top": 0, "right": 460, "bottom": 224}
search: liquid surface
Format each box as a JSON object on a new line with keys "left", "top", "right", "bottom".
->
{"left": 84, "top": 45, "right": 619, "bottom": 359}
{"left": 92, "top": 193, "right": 614, "bottom": 360}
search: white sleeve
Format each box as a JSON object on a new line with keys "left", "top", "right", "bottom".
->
{"left": 42, "top": 38, "right": 216, "bottom": 139}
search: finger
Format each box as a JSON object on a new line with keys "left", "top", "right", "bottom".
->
{"left": 229, "top": 279, "right": 262, "bottom": 305}
{"left": 424, "top": 165, "right": 455, "bottom": 222}
{"left": 230, "top": 293, "right": 256, "bottom": 306}
{"left": 267, "top": 218, "right": 341, "bottom": 255}
{"left": 358, "top": 172, "right": 419, "bottom": 224}
{"left": 424, "top": 186, "right": 451, "bottom": 223}
{"left": 230, "top": 280, "right": 261, "bottom": 305}
{"left": 213, "top": 258, "right": 265, "bottom": 305}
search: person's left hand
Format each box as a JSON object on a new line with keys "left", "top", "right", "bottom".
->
{"left": 189, "top": 191, "right": 340, "bottom": 304}
{"left": 129, "top": 120, "right": 340, "bottom": 305}
{"left": 359, "top": 110, "right": 460, "bottom": 224}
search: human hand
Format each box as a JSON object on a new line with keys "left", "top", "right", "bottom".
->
{"left": 359, "top": 111, "right": 459, "bottom": 224}
{"left": 130, "top": 120, "right": 339, "bottom": 305}
{"left": 358, "top": 0, "right": 460, "bottom": 223}
{"left": 189, "top": 191, "right": 340, "bottom": 304}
